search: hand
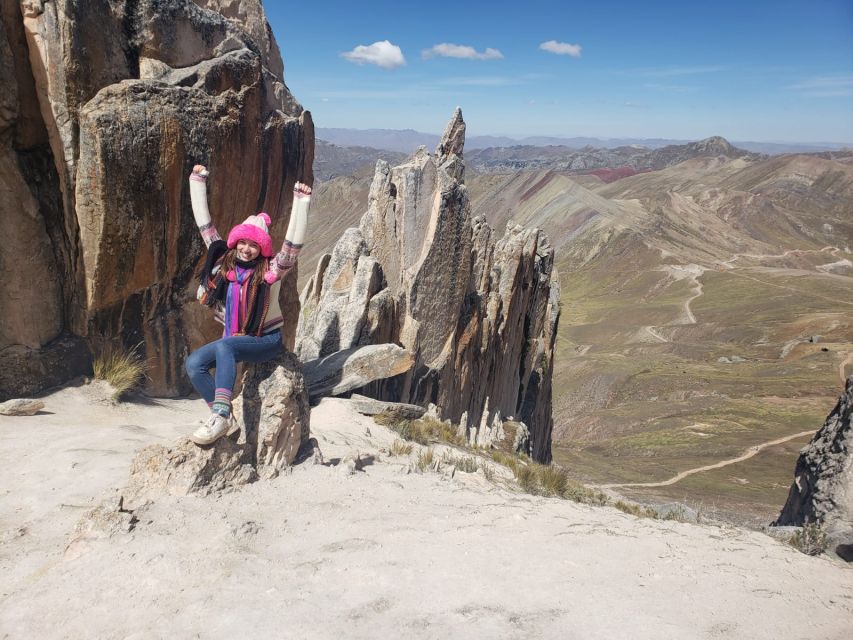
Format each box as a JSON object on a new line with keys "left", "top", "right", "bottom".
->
{"left": 293, "top": 181, "right": 312, "bottom": 198}
{"left": 192, "top": 164, "right": 209, "bottom": 178}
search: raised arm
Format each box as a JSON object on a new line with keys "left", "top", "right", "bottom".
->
{"left": 189, "top": 164, "right": 222, "bottom": 247}
{"left": 266, "top": 181, "right": 312, "bottom": 283}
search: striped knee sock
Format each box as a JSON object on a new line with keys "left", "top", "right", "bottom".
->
{"left": 212, "top": 388, "right": 232, "bottom": 417}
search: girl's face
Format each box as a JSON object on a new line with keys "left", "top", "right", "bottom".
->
{"left": 236, "top": 240, "right": 261, "bottom": 261}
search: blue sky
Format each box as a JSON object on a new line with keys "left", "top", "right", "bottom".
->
{"left": 266, "top": 1, "right": 853, "bottom": 143}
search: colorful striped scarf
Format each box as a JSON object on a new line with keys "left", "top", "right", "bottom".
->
{"left": 223, "top": 265, "right": 255, "bottom": 337}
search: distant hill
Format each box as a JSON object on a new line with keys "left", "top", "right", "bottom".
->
{"left": 315, "top": 136, "right": 763, "bottom": 183}
{"left": 467, "top": 136, "right": 761, "bottom": 174}
{"left": 317, "top": 127, "right": 851, "bottom": 155}
{"left": 314, "top": 140, "right": 406, "bottom": 182}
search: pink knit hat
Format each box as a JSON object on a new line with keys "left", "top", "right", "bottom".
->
{"left": 227, "top": 212, "right": 273, "bottom": 257}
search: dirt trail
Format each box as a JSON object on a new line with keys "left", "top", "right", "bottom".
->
{"left": 601, "top": 430, "right": 815, "bottom": 489}
{"left": 642, "top": 326, "right": 669, "bottom": 343}
{"left": 660, "top": 264, "right": 705, "bottom": 325}
{"left": 719, "top": 246, "right": 844, "bottom": 269}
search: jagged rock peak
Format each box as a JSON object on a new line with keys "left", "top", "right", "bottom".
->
{"left": 436, "top": 107, "right": 465, "bottom": 159}
{"left": 297, "top": 109, "right": 559, "bottom": 462}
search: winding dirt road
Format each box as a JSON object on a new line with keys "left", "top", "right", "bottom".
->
{"left": 601, "top": 429, "right": 815, "bottom": 489}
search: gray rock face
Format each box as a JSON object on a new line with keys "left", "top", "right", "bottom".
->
{"left": 297, "top": 109, "right": 560, "bottom": 462}
{"left": 234, "top": 351, "right": 311, "bottom": 475}
{"left": 0, "top": 398, "right": 45, "bottom": 416}
{"left": 302, "top": 343, "right": 415, "bottom": 401}
{"left": 775, "top": 376, "right": 853, "bottom": 557}
{"left": 0, "top": 0, "right": 312, "bottom": 399}
{"left": 123, "top": 352, "right": 310, "bottom": 500}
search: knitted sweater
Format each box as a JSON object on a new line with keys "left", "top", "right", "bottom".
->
{"left": 189, "top": 172, "right": 310, "bottom": 335}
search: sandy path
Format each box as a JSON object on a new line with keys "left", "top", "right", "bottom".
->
{"left": 719, "top": 246, "right": 844, "bottom": 270}
{"left": 602, "top": 430, "right": 816, "bottom": 489}
{"left": 659, "top": 264, "right": 706, "bottom": 326}
{"left": 1, "top": 389, "right": 851, "bottom": 639}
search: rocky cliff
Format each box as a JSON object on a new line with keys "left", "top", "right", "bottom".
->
{"left": 297, "top": 110, "right": 560, "bottom": 462}
{"left": 0, "top": 0, "right": 313, "bottom": 399}
{"left": 775, "top": 376, "right": 853, "bottom": 558}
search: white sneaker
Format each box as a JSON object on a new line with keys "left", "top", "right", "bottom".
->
{"left": 190, "top": 413, "right": 235, "bottom": 446}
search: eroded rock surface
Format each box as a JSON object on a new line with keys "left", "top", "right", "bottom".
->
{"left": 297, "top": 109, "right": 560, "bottom": 462}
{"left": 0, "top": 0, "right": 313, "bottom": 399}
{"left": 125, "top": 351, "right": 310, "bottom": 499}
{"left": 775, "top": 376, "right": 853, "bottom": 558}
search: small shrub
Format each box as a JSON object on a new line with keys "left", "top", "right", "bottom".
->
{"left": 453, "top": 456, "right": 480, "bottom": 474}
{"left": 92, "top": 343, "right": 147, "bottom": 400}
{"left": 538, "top": 465, "right": 569, "bottom": 497}
{"left": 491, "top": 450, "right": 519, "bottom": 474}
{"left": 375, "top": 414, "right": 462, "bottom": 446}
{"left": 515, "top": 464, "right": 538, "bottom": 494}
{"left": 614, "top": 500, "right": 658, "bottom": 519}
{"left": 788, "top": 522, "right": 828, "bottom": 556}
{"left": 390, "top": 439, "right": 413, "bottom": 456}
{"left": 563, "top": 483, "right": 610, "bottom": 506}
{"left": 415, "top": 448, "right": 435, "bottom": 472}
{"left": 482, "top": 464, "right": 495, "bottom": 482}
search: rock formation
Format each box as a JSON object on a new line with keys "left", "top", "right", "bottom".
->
{"left": 774, "top": 376, "right": 853, "bottom": 559}
{"left": 124, "top": 351, "right": 310, "bottom": 502}
{"left": 0, "top": 0, "right": 312, "bottom": 400}
{"left": 297, "top": 109, "right": 560, "bottom": 462}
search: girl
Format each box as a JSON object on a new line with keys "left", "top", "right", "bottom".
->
{"left": 185, "top": 164, "right": 311, "bottom": 445}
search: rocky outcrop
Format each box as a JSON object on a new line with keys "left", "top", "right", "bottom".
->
{"left": 0, "top": 0, "right": 312, "bottom": 399}
{"left": 0, "top": 398, "right": 44, "bottom": 416}
{"left": 774, "top": 376, "right": 853, "bottom": 558}
{"left": 302, "top": 344, "right": 415, "bottom": 401}
{"left": 124, "top": 351, "right": 310, "bottom": 500}
{"left": 297, "top": 109, "right": 560, "bottom": 462}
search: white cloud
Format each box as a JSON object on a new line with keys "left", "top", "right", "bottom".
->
{"left": 422, "top": 43, "right": 504, "bottom": 60}
{"left": 787, "top": 75, "right": 853, "bottom": 90}
{"left": 539, "top": 40, "right": 582, "bottom": 57}
{"left": 636, "top": 65, "right": 723, "bottom": 77}
{"left": 341, "top": 40, "right": 406, "bottom": 69}
{"left": 785, "top": 75, "right": 853, "bottom": 97}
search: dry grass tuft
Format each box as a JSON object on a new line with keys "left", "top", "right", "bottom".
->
{"left": 390, "top": 439, "right": 414, "bottom": 456}
{"left": 415, "top": 448, "right": 435, "bottom": 472}
{"left": 92, "top": 343, "right": 147, "bottom": 400}
{"left": 787, "top": 523, "right": 828, "bottom": 556}
{"left": 614, "top": 500, "right": 659, "bottom": 519}
{"left": 374, "top": 412, "right": 463, "bottom": 446}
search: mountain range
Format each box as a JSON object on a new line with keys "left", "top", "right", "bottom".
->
{"left": 317, "top": 127, "right": 852, "bottom": 156}
{"left": 307, "top": 135, "right": 853, "bottom": 525}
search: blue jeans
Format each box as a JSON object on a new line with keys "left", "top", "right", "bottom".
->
{"left": 185, "top": 331, "right": 283, "bottom": 411}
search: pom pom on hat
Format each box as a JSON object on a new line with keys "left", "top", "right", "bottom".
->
{"left": 227, "top": 213, "right": 274, "bottom": 257}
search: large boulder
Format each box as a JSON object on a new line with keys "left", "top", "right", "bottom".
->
{"left": 296, "top": 109, "right": 560, "bottom": 462}
{"left": 774, "top": 376, "right": 853, "bottom": 559}
{"left": 0, "top": 0, "right": 313, "bottom": 399}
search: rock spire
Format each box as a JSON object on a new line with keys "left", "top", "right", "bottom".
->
{"left": 297, "top": 109, "right": 560, "bottom": 462}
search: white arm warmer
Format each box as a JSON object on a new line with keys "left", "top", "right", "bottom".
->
{"left": 285, "top": 195, "right": 310, "bottom": 246}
